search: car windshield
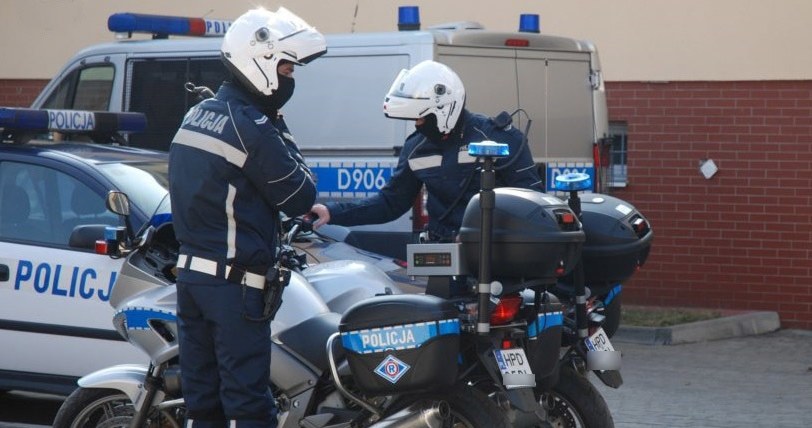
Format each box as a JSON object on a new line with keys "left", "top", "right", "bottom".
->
{"left": 96, "top": 161, "right": 169, "bottom": 221}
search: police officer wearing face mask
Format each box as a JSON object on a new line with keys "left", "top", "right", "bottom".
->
{"left": 310, "top": 60, "right": 543, "bottom": 243}
{"left": 168, "top": 7, "right": 326, "bottom": 428}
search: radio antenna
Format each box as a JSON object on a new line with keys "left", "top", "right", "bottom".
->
{"left": 351, "top": 0, "right": 359, "bottom": 33}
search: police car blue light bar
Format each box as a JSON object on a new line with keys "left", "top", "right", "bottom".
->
{"left": 469, "top": 141, "right": 510, "bottom": 158}
{"left": 108, "top": 13, "right": 232, "bottom": 37}
{"left": 554, "top": 172, "right": 592, "bottom": 192}
{"left": 0, "top": 107, "right": 146, "bottom": 134}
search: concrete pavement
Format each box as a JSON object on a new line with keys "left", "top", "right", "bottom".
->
{"left": 598, "top": 329, "right": 812, "bottom": 427}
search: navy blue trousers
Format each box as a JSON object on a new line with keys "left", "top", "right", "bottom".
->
{"left": 177, "top": 281, "right": 276, "bottom": 428}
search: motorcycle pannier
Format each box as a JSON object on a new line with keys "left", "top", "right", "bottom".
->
{"left": 339, "top": 294, "right": 460, "bottom": 395}
{"left": 458, "top": 188, "right": 585, "bottom": 281}
{"left": 566, "top": 193, "right": 653, "bottom": 295}
{"left": 525, "top": 301, "right": 564, "bottom": 388}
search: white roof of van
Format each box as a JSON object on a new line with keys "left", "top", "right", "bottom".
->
{"left": 74, "top": 27, "right": 594, "bottom": 59}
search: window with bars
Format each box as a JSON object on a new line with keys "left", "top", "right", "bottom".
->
{"left": 608, "top": 121, "right": 628, "bottom": 187}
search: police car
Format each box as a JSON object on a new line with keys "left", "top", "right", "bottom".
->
{"left": 0, "top": 107, "right": 168, "bottom": 394}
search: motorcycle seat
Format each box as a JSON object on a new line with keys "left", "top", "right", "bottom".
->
{"left": 277, "top": 311, "right": 344, "bottom": 373}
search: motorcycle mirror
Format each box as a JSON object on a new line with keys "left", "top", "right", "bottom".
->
{"left": 106, "top": 191, "right": 131, "bottom": 216}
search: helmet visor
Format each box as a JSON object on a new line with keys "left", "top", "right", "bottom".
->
{"left": 273, "top": 7, "right": 327, "bottom": 65}
{"left": 387, "top": 68, "right": 433, "bottom": 99}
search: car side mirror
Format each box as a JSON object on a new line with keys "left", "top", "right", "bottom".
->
{"left": 106, "top": 191, "right": 130, "bottom": 216}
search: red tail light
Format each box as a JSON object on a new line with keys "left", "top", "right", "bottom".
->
{"left": 490, "top": 293, "right": 523, "bottom": 325}
{"left": 554, "top": 209, "right": 579, "bottom": 231}
{"left": 555, "top": 260, "right": 566, "bottom": 276}
{"left": 558, "top": 212, "right": 575, "bottom": 225}
{"left": 411, "top": 186, "right": 429, "bottom": 232}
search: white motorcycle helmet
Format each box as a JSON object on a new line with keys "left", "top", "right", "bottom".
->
{"left": 383, "top": 60, "right": 465, "bottom": 134}
{"left": 221, "top": 7, "right": 326, "bottom": 96}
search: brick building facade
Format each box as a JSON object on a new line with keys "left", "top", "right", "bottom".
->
{"left": 0, "top": 80, "right": 47, "bottom": 107}
{"left": 2, "top": 79, "right": 810, "bottom": 328}
{"left": 607, "top": 81, "right": 812, "bottom": 329}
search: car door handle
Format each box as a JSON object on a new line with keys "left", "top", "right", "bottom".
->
{"left": 0, "top": 264, "right": 8, "bottom": 282}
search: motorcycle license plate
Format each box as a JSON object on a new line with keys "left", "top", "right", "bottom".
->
{"left": 584, "top": 327, "right": 621, "bottom": 370}
{"left": 494, "top": 348, "right": 533, "bottom": 375}
{"left": 584, "top": 327, "right": 615, "bottom": 352}
{"left": 493, "top": 348, "right": 533, "bottom": 387}
{"left": 494, "top": 348, "right": 535, "bottom": 388}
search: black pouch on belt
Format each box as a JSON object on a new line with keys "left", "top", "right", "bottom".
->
{"left": 243, "top": 267, "right": 291, "bottom": 322}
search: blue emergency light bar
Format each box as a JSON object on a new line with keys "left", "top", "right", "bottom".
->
{"left": 398, "top": 6, "right": 421, "bottom": 31}
{"left": 469, "top": 141, "right": 510, "bottom": 158}
{"left": 108, "top": 12, "right": 232, "bottom": 37}
{"left": 0, "top": 107, "right": 146, "bottom": 134}
{"left": 554, "top": 172, "right": 592, "bottom": 192}
{"left": 519, "top": 14, "right": 540, "bottom": 33}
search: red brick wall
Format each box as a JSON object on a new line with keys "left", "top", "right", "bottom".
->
{"left": 607, "top": 81, "right": 812, "bottom": 329}
{"left": 0, "top": 79, "right": 49, "bottom": 107}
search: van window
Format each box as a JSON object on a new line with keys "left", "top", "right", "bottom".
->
{"left": 127, "top": 58, "right": 228, "bottom": 151}
{"left": 42, "top": 65, "right": 114, "bottom": 111}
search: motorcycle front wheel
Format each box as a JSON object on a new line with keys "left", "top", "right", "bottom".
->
{"left": 52, "top": 387, "right": 182, "bottom": 428}
{"left": 541, "top": 366, "right": 614, "bottom": 428}
{"left": 389, "top": 384, "right": 510, "bottom": 428}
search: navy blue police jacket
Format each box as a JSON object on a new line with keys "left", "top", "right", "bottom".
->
{"left": 326, "top": 110, "right": 543, "bottom": 241}
{"left": 169, "top": 82, "right": 316, "bottom": 285}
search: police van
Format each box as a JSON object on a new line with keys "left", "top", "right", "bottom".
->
{"left": 30, "top": 6, "right": 610, "bottom": 258}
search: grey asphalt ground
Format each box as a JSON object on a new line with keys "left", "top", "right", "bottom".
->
{"left": 600, "top": 328, "right": 812, "bottom": 428}
{"left": 1, "top": 329, "right": 811, "bottom": 427}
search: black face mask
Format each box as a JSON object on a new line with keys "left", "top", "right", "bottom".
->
{"left": 267, "top": 74, "right": 295, "bottom": 110}
{"left": 415, "top": 114, "right": 446, "bottom": 142}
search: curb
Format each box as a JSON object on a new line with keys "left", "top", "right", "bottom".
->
{"left": 612, "top": 311, "right": 781, "bottom": 345}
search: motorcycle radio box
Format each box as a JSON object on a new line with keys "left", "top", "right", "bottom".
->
{"left": 405, "top": 243, "right": 468, "bottom": 277}
{"left": 339, "top": 294, "right": 461, "bottom": 395}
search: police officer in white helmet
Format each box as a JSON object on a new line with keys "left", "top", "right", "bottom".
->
{"left": 311, "top": 60, "right": 542, "bottom": 244}
{"left": 168, "top": 7, "right": 325, "bottom": 427}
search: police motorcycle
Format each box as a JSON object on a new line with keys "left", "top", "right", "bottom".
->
{"left": 394, "top": 141, "right": 626, "bottom": 428}
{"left": 549, "top": 173, "right": 652, "bottom": 343}
{"left": 280, "top": 142, "right": 647, "bottom": 428}
{"left": 52, "top": 191, "right": 510, "bottom": 427}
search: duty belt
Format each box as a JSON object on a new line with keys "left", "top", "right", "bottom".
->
{"left": 177, "top": 254, "right": 267, "bottom": 290}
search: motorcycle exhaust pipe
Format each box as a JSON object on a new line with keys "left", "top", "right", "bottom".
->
{"left": 369, "top": 401, "right": 449, "bottom": 428}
